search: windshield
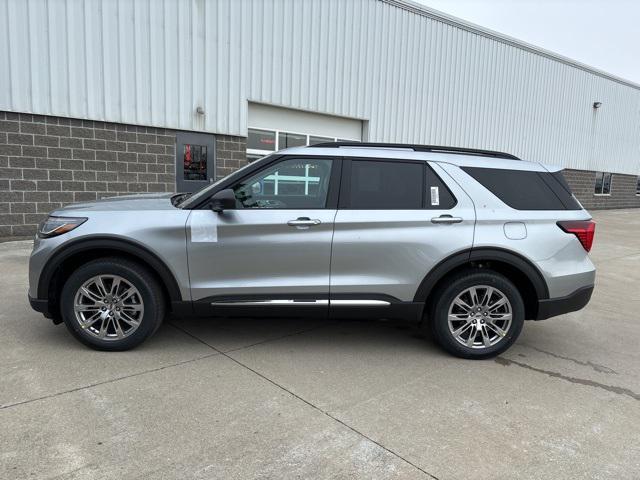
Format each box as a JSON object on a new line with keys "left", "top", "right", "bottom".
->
{"left": 179, "top": 155, "right": 272, "bottom": 208}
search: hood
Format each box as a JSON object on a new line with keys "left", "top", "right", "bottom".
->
{"left": 51, "top": 193, "right": 178, "bottom": 213}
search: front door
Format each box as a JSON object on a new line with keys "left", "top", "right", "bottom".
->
{"left": 186, "top": 156, "right": 339, "bottom": 316}
{"left": 176, "top": 132, "right": 216, "bottom": 192}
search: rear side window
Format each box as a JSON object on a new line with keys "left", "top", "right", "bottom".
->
{"left": 426, "top": 164, "right": 457, "bottom": 209}
{"left": 346, "top": 160, "right": 423, "bottom": 209}
{"left": 462, "top": 167, "right": 581, "bottom": 210}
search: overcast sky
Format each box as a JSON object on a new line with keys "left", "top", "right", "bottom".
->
{"left": 413, "top": 0, "right": 640, "bottom": 84}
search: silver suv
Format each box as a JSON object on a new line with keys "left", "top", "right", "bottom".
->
{"left": 28, "top": 143, "right": 596, "bottom": 359}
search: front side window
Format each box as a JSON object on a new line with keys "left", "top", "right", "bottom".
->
{"left": 346, "top": 160, "right": 423, "bottom": 209}
{"left": 594, "top": 172, "right": 612, "bottom": 195}
{"left": 232, "top": 158, "right": 333, "bottom": 209}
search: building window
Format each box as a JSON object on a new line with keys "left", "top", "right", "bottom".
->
{"left": 247, "top": 128, "right": 277, "bottom": 151}
{"left": 183, "top": 144, "right": 208, "bottom": 181}
{"left": 278, "top": 132, "right": 307, "bottom": 149}
{"left": 246, "top": 128, "right": 358, "bottom": 163}
{"left": 594, "top": 172, "right": 612, "bottom": 195}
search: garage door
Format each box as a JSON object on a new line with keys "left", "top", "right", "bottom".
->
{"left": 247, "top": 103, "right": 363, "bottom": 163}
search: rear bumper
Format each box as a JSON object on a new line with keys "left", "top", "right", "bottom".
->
{"left": 535, "top": 285, "right": 594, "bottom": 320}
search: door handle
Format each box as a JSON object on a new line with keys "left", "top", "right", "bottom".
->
{"left": 431, "top": 215, "right": 463, "bottom": 224}
{"left": 287, "top": 217, "right": 322, "bottom": 227}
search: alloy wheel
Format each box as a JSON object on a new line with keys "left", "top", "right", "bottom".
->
{"left": 447, "top": 285, "right": 512, "bottom": 349}
{"left": 73, "top": 274, "right": 144, "bottom": 340}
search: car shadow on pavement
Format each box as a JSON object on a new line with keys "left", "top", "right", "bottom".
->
{"left": 165, "top": 315, "right": 443, "bottom": 357}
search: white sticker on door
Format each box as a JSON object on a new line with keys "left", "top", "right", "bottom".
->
{"left": 430, "top": 186, "right": 440, "bottom": 206}
{"left": 190, "top": 210, "right": 218, "bottom": 243}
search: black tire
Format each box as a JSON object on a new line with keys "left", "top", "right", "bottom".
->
{"left": 427, "top": 270, "right": 524, "bottom": 359}
{"left": 60, "top": 257, "right": 165, "bottom": 351}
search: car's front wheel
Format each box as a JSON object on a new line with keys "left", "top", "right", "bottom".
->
{"left": 428, "top": 270, "right": 524, "bottom": 359}
{"left": 60, "top": 257, "right": 165, "bottom": 351}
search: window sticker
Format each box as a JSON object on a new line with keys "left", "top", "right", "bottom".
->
{"left": 430, "top": 186, "right": 440, "bottom": 206}
{"left": 190, "top": 211, "right": 218, "bottom": 243}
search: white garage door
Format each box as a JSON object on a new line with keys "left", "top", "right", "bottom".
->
{"left": 247, "top": 103, "right": 363, "bottom": 162}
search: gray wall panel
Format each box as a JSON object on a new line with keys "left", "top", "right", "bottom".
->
{"left": 1, "top": 0, "right": 639, "bottom": 174}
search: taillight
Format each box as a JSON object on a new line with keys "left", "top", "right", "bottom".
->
{"left": 557, "top": 220, "right": 595, "bottom": 252}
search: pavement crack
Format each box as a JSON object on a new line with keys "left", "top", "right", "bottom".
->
{"left": 495, "top": 357, "right": 639, "bottom": 401}
{"left": 0, "top": 352, "right": 219, "bottom": 411}
{"left": 519, "top": 344, "right": 617, "bottom": 374}
{"left": 169, "top": 322, "right": 440, "bottom": 480}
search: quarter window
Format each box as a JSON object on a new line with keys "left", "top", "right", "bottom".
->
{"left": 346, "top": 160, "right": 424, "bottom": 209}
{"left": 232, "top": 158, "right": 333, "bottom": 209}
{"left": 462, "top": 167, "right": 581, "bottom": 210}
{"left": 594, "top": 172, "right": 612, "bottom": 195}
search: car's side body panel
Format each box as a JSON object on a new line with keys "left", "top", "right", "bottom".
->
{"left": 329, "top": 161, "right": 476, "bottom": 302}
{"left": 28, "top": 146, "right": 596, "bottom": 333}
{"left": 29, "top": 196, "right": 191, "bottom": 303}
{"left": 439, "top": 162, "right": 596, "bottom": 299}
{"left": 186, "top": 208, "right": 337, "bottom": 301}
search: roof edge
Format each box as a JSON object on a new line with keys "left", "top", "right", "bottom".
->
{"left": 381, "top": 0, "right": 640, "bottom": 91}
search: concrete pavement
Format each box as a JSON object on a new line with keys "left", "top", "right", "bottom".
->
{"left": 1, "top": 210, "right": 639, "bottom": 479}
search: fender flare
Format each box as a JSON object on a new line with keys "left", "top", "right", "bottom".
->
{"left": 412, "top": 247, "right": 549, "bottom": 302}
{"left": 37, "top": 236, "right": 183, "bottom": 302}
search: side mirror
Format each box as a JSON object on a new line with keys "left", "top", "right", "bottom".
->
{"left": 209, "top": 188, "right": 236, "bottom": 213}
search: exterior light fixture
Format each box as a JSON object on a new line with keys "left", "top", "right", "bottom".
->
{"left": 593, "top": 102, "right": 602, "bottom": 109}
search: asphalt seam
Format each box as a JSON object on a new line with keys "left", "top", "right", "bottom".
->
{"left": 0, "top": 352, "right": 219, "bottom": 411}
{"left": 168, "top": 321, "right": 440, "bottom": 480}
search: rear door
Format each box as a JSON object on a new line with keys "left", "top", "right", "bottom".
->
{"left": 329, "top": 158, "right": 475, "bottom": 308}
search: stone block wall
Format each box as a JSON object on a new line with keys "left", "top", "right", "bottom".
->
{"left": 0, "top": 111, "right": 247, "bottom": 237}
{"left": 563, "top": 169, "right": 640, "bottom": 210}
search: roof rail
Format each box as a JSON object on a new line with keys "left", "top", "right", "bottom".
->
{"left": 308, "top": 142, "right": 520, "bottom": 160}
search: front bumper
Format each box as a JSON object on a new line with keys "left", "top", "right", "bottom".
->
{"left": 28, "top": 294, "right": 53, "bottom": 318}
{"left": 535, "top": 285, "right": 594, "bottom": 320}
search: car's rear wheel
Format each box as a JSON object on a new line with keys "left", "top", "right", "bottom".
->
{"left": 60, "top": 257, "right": 165, "bottom": 351}
{"left": 428, "top": 270, "right": 524, "bottom": 359}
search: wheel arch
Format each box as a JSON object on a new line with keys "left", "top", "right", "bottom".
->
{"left": 38, "top": 237, "right": 184, "bottom": 318}
{"left": 414, "top": 248, "right": 548, "bottom": 320}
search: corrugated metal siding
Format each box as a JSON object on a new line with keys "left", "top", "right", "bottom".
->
{"left": 1, "top": 0, "right": 639, "bottom": 174}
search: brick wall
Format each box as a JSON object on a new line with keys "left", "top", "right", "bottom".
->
{"left": 215, "top": 135, "right": 248, "bottom": 180}
{"left": 0, "top": 111, "right": 248, "bottom": 237}
{"left": 563, "top": 169, "right": 640, "bottom": 210}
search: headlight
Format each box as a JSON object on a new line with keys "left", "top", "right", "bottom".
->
{"left": 37, "top": 216, "right": 87, "bottom": 238}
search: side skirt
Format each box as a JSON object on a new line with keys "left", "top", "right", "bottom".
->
{"left": 175, "top": 295, "right": 424, "bottom": 322}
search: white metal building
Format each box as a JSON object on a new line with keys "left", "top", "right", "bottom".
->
{"left": 1, "top": 0, "right": 639, "bottom": 235}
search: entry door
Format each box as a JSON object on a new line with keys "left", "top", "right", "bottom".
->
{"left": 330, "top": 159, "right": 476, "bottom": 304}
{"left": 186, "top": 156, "right": 339, "bottom": 315}
{"left": 176, "top": 132, "right": 215, "bottom": 192}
